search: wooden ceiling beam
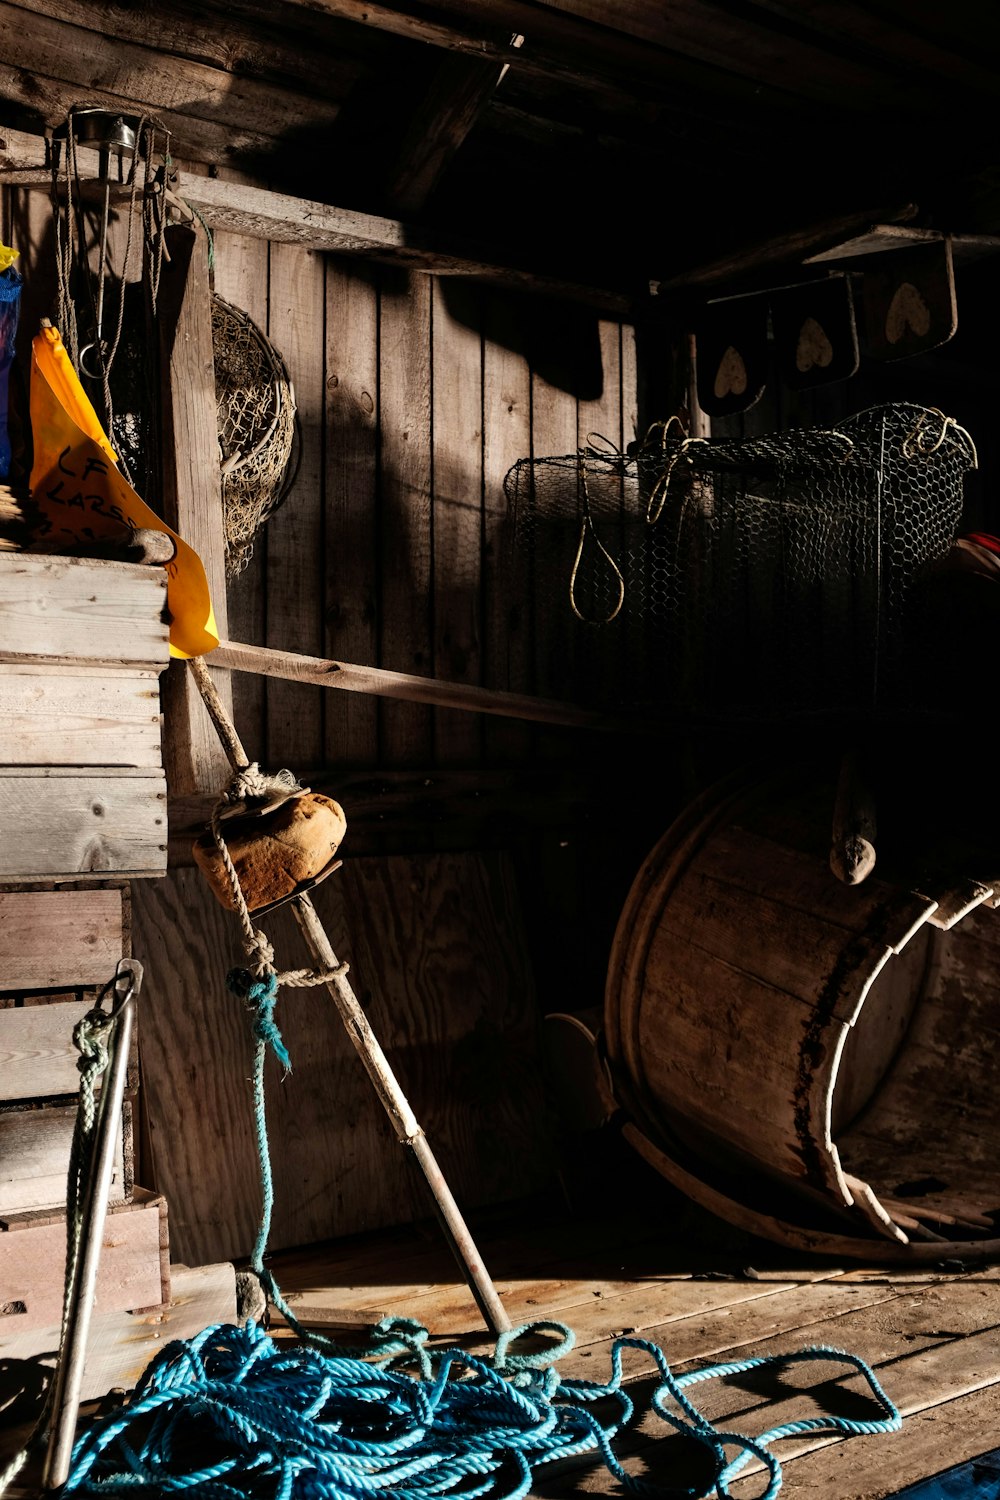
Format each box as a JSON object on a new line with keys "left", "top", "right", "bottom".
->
{"left": 274, "top": 0, "right": 955, "bottom": 117}
{"left": 0, "top": 0, "right": 341, "bottom": 165}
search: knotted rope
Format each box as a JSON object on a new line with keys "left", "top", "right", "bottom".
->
{"left": 60, "top": 1317, "right": 900, "bottom": 1499}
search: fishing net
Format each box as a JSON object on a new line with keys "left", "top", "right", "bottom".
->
{"left": 503, "top": 404, "right": 978, "bottom": 720}
{"left": 212, "top": 294, "right": 297, "bottom": 578}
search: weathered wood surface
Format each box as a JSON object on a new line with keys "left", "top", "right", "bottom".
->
{"left": 157, "top": 222, "right": 233, "bottom": 799}
{"left": 0, "top": 1188, "right": 168, "bottom": 1330}
{"left": 0, "top": 889, "right": 123, "bottom": 990}
{"left": 1, "top": 996, "right": 98, "bottom": 1101}
{"left": 0, "top": 666, "right": 163, "bottom": 768}
{"left": 0, "top": 773, "right": 167, "bottom": 880}
{"left": 602, "top": 770, "right": 999, "bottom": 1255}
{"left": 323, "top": 257, "right": 379, "bottom": 766}
{"left": 0, "top": 1259, "right": 235, "bottom": 1422}
{"left": 0, "top": 1101, "right": 129, "bottom": 1213}
{"left": 259, "top": 1201, "right": 1000, "bottom": 1499}
{"left": 131, "top": 851, "right": 549, "bottom": 1264}
{"left": 0, "top": 555, "right": 168, "bottom": 667}
{"left": 431, "top": 280, "right": 483, "bottom": 766}
{"left": 211, "top": 221, "right": 270, "bottom": 770}
{"left": 266, "top": 241, "right": 325, "bottom": 774}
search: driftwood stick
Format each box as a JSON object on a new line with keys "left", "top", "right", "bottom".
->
{"left": 184, "top": 657, "right": 512, "bottom": 1336}
{"left": 211, "top": 638, "right": 651, "bottom": 732}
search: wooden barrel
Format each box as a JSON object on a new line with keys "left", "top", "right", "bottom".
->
{"left": 604, "top": 766, "right": 1000, "bottom": 1261}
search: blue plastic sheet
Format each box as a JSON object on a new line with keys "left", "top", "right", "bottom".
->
{"left": 890, "top": 1449, "right": 1000, "bottom": 1497}
{"left": 0, "top": 264, "right": 23, "bottom": 480}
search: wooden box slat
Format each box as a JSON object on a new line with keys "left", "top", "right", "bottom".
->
{"left": 0, "top": 773, "right": 167, "bottom": 881}
{"left": 0, "top": 889, "right": 124, "bottom": 990}
{"left": 0, "top": 665, "right": 163, "bottom": 768}
{"left": 0, "top": 1100, "right": 131, "bottom": 1214}
{"left": 0, "top": 554, "right": 168, "bottom": 669}
{"left": 0, "top": 1187, "right": 168, "bottom": 1330}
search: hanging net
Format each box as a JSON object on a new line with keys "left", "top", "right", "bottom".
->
{"left": 212, "top": 294, "right": 297, "bottom": 578}
{"left": 503, "top": 403, "right": 978, "bottom": 721}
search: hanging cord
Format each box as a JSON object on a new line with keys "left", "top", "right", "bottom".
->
{"left": 640, "top": 415, "right": 712, "bottom": 526}
{"left": 204, "top": 757, "right": 423, "bottom": 1361}
{"left": 50, "top": 108, "right": 172, "bottom": 485}
{"left": 902, "top": 406, "right": 979, "bottom": 468}
{"left": 0, "top": 968, "right": 133, "bottom": 1497}
{"left": 568, "top": 434, "right": 626, "bottom": 624}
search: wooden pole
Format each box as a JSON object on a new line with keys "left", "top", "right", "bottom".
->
{"left": 185, "top": 657, "right": 512, "bottom": 1336}
{"left": 211, "top": 638, "right": 655, "bottom": 733}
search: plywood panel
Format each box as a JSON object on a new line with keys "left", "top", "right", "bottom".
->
{"left": 266, "top": 242, "right": 324, "bottom": 772}
{"left": 131, "top": 851, "right": 549, "bottom": 1265}
{"left": 0, "top": 888, "right": 123, "bottom": 990}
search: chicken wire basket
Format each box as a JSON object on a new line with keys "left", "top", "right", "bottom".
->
{"left": 503, "top": 404, "right": 978, "bottom": 720}
{"left": 212, "top": 293, "right": 297, "bottom": 578}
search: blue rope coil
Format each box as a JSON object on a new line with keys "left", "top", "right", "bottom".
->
{"left": 58, "top": 955, "right": 900, "bottom": 1498}
{"left": 63, "top": 1319, "right": 899, "bottom": 1499}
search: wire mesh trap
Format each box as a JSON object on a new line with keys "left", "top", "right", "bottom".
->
{"left": 503, "top": 404, "right": 978, "bottom": 721}
{"left": 212, "top": 294, "right": 297, "bottom": 578}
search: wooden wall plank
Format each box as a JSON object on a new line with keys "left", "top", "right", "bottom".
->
{"left": 0, "top": 1103, "right": 127, "bottom": 1213}
{"left": 0, "top": 1260, "right": 235, "bottom": 1413}
{"left": 0, "top": 667, "right": 162, "bottom": 768}
{"left": 157, "top": 222, "right": 232, "bottom": 799}
{"left": 0, "top": 556, "right": 167, "bottom": 667}
{"left": 0, "top": 889, "right": 123, "bottom": 990}
{"left": 377, "top": 270, "right": 433, "bottom": 765}
{"left": 213, "top": 226, "right": 270, "bottom": 768}
{"left": 0, "top": 999, "right": 93, "bottom": 1100}
{"left": 482, "top": 289, "right": 532, "bottom": 761}
{"left": 431, "top": 280, "right": 483, "bottom": 765}
{"left": 265, "top": 242, "right": 325, "bottom": 773}
{"left": 0, "top": 1189, "right": 167, "bottom": 1329}
{"left": 0, "top": 775, "right": 167, "bottom": 881}
{"left": 130, "top": 851, "right": 550, "bottom": 1265}
{"left": 324, "top": 260, "right": 379, "bottom": 769}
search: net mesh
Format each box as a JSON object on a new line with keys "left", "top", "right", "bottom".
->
{"left": 212, "top": 294, "right": 297, "bottom": 578}
{"left": 504, "top": 404, "right": 978, "bottom": 719}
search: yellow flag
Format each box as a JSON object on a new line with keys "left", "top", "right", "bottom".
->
{"left": 29, "top": 325, "right": 219, "bottom": 659}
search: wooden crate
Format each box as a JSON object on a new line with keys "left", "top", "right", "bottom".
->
{"left": 0, "top": 1187, "right": 168, "bottom": 1331}
{"left": 0, "top": 1098, "right": 134, "bottom": 1215}
{"left": 0, "top": 553, "right": 169, "bottom": 882}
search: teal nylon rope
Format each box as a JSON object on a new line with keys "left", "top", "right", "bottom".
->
{"left": 59, "top": 964, "right": 901, "bottom": 1498}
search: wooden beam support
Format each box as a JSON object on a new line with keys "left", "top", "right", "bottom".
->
{"left": 0, "top": 128, "right": 631, "bottom": 312}
{"left": 382, "top": 46, "right": 516, "bottom": 216}
{"left": 156, "top": 224, "right": 234, "bottom": 798}
{"left": 210, "top": 638, "right": 656, "bottom": 733}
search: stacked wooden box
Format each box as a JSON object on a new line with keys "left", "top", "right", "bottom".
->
{"left": 0, "top": 553, "right": 172, "bottom": 1347}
